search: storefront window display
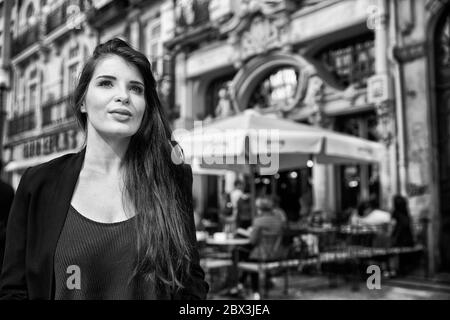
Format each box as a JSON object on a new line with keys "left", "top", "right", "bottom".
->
{"left": 335, "top": 112, "right": 380, "bottom": 221}
{"left": 247, "top": 167, "right": 313, "bottom": 223}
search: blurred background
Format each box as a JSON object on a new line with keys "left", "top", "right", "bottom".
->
{"left": 0, "top": 0, "right": 449, "bottom": 299}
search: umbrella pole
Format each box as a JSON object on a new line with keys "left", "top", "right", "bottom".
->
{"left": 250, "top": 164, "right": 257, "bottom": 219}
{"left": 271, "top": 175, "right": 277, "bottom": 198}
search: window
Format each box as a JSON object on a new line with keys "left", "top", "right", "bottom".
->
{"left": 69, "top": 45, "right": 79, "bottom": 60}
{"left": 68, "top": 62, "right": 79, "bottom": 93}
{"left": 248, "top": 67, "right": 299, "bottom": 111}
{"left": 67, "top": 42, "right": 81, "bottom": 94}
{"left": 26, "top": 3, "right": 35, "bottom": 25}
{"left": 146, "top": 22, "right": 162, "bottom": 78}
{"left": 316, "top": 34, "right": 375, "bottom": 88}
{"left": 29, "top": 83, "right": 38, "bottom": 111}
{"left": 335, "top": 112, "right": 380, "bottom": 214}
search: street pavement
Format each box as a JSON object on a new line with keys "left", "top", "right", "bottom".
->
{"left": 208, "top": 272, "right": 450, "bottom": 300}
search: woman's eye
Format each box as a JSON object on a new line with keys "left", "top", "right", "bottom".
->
{"left": 98, "top": 80, "right": 113, "bottom": 87}
{"left": 130, "top": 85, "right": 144, "bottom": 94}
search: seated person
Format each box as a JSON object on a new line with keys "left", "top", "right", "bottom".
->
{"left": 351, "top": 200, "right": 391, "bottom": 226}
{"left": 352, "top": 199, "right": 396, "bottom": 276}
{"left": 272, "top": 195, "right": 288, "bottom": 226}
{"left": 230, "top": 196, "right": 285, "bottom": 299}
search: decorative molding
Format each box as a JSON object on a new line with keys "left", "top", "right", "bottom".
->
{"left": 374, "top": 101, "right": 394, "bottom": 146}
{"left": 228, "top": 14, "right": 290, "bottom": 67}
{"left": 426, "top": 0, "right": 449, "bottom": 14}
{"left": 393, "top": 42, "right": 427, "bottom": 63}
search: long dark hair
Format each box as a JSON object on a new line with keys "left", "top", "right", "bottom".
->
{"left": 73, "top": 38, "right": 194, "bottom": 295}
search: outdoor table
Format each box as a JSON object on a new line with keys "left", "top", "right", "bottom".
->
{"left": 206, "top": 238, "right": 251, "bottom": 246}
{"left": 205, "top": 236, "right": 251, "bottom": 292}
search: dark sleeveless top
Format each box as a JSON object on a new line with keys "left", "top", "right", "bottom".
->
{"left": 54, "top": 205, "right": 154, "bottom": 300}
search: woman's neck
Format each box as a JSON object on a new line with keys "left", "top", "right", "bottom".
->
{"left": 83, "top": 127, "right": 130, "bottom": 176}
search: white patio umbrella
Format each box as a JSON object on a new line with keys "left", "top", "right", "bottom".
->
{"left": 174, "top": 110, "right": 385, "bottom": 174}
{"left": 173, "top": 110, "right": 386, "bottom": 217}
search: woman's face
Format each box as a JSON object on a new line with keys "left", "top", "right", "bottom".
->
{"left": 83, "top": 54, "right": 146, "bottom": 140}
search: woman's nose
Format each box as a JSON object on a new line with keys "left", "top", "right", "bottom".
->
{"left": 114, "top": 85, "right": 130, "bottom": 104}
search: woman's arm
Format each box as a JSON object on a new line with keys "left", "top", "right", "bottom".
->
{"left": 249, "top": 221, "right": 262, "bottom": 246}
{"left": 175, "top": 164, "right": 209, "bottom": 300}
{"left": 0, "top": 168, "right": 31, "bottom": 300}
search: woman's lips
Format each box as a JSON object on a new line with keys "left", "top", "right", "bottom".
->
{"left": 109, "top": 108, "right": 132, "bottom": 116}
{"left": 109, "top": 110, "right": 132, "bottom": 121}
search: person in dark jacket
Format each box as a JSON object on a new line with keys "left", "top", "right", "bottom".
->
{"left": 0, "top": 161, "right": 14, "bottom": 271}
{"left": 391, "top": 194, "right": 415, "bottom": 275}
{"left": 0, "top": 38, "right": 208, "bottom": 300}
{"left": 391, "top": 195, "right": 415, "bottom": 247}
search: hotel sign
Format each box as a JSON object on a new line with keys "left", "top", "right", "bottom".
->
{"left": 22, "top": 129, "right": 80, "bottom": 159}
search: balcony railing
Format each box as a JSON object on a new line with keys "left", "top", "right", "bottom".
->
{"left": 42, "top": 95, "right": 75, "bottom": 127}
{"left": 11, "top": 23, "right": 40, "bottom": 57}
{"left": 7, "top": 111, "right": 36, "bottom": 136}
{"left": 45, "top": 0, "right": 88, "bottom": 35}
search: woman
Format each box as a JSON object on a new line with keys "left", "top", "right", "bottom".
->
{"left": 391, "top": 195, "right": 416, "bottom": 275}
{"left": 391, "top": 195, "right": 415, "bottom": 248}
{"left": 0, "top": 38, "right": 208, "bottom": 300}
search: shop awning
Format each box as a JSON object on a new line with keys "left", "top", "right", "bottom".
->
{"left": 174, "top": 110, "right": 386, "bottom": 175}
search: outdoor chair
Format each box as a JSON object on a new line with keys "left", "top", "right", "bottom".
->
{"left": 237, "top": 231, "right": 290, "bottom": 298}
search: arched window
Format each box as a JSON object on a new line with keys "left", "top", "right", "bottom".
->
{"left": 436, "top": 13, "right": 450, "bottom": 71}
{"left": 248, "top": 67, "right": 299, "bottom": 112}
{"left": 25, "top": 3, "right": 35, "bottom": 25}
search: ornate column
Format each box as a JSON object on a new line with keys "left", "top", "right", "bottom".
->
{"left": 306, "top": 77, "right": 335, "bottom": 218}
{"left": 367, "top": 0, "right": 396, "bottom": 209}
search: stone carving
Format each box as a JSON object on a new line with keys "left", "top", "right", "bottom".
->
{"left": 374, "top": 101, "right": 394, "bottom": 146}
{"left": 214, "top": 85, "right": 238, "bottom": 119}
{"left": 177, "top": 0, "right": 196, "bottom": 26}
{"left": 240, "top": 0, "right": 286, "bottom": 16}
{"left": 228, "top": 12, "right": 289, "bottom": 67}
{"left": 235, "top": 15, "right": 288, "bottom": 64}
{"left": 304, "top": 77, "right": 325, "bottom": 107}
{"left": 305, "top": 77, "right": 329, "bottom": 127}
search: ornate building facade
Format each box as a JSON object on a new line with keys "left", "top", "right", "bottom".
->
{"left": 165, "top": 0, "right": 389, "bottom": 247}
{"left": 1, "top": 0, "right": 96, "bottom": 188}
{"left": 164, "top": 0, "right": 450, "bottom": 274}
{"left": 0, "top": 0, "right": 448, "bottom": 273}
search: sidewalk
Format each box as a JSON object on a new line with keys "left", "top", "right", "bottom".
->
{"left": 208, "top": 272, "right": 450, "bottom": 300}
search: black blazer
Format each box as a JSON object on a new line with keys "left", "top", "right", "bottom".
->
{"left": 0, "top": 148, "right": 209, "bottom": 300}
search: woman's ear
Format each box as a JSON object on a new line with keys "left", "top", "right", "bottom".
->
{"left": 80, "top": 102, "right": 87, "bottom": 113}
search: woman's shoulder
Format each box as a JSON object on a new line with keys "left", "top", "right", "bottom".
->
{"left": 22, "top": 150, "right": 83, "bottom": 185}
